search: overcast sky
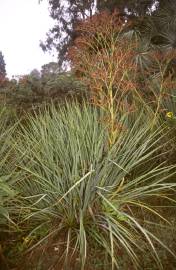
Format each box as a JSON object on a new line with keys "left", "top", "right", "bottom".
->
{"left": 0, "top": 0, "right": 57, "bottom": 78}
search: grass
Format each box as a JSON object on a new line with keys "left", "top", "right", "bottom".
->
{"left": 5, "top": 102, "right": 175, "bottom": 270}
{"left": 0, "top": 107, "right": 19, "bottom": 270}
{"left": 0, "top": 107, "right": 18, "bottom": 226}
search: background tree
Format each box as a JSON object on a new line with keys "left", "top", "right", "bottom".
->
{"left": 97, "top": 0, "right": 157, "bottom": 15}
{"left": 41, "top": 62, "right": 59, "bottom": 77}
{"left": 0, "top": 51, "right": 6, "bottom": 79}
{"left": 41, "top": 0, "right": 176, "bottom": 71}
{"left": 40, "top": 0, "right": 95, "bottom": 68}
{"left": 130, "top": 0, "right": 176, "bottom": 79}
{"left": 40, "top": 0, "right": 162, "bottom": 67}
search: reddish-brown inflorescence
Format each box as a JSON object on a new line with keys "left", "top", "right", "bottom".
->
{"left": 68, "top": 10, "right": 138, "bottom": 144}
{"left": 68, "top": 11, "right": 137, "bottom": 98}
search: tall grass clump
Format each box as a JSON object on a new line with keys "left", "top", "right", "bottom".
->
{"left": 0, "top": 106, "right": 18, "bottom": 270}
{"left": 12, "top": 103, "right": 176, "bottom": 269}
{"left": 0, "top": 107, "right": 17, "bottom": 226}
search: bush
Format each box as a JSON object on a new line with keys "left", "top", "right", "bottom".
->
{"left": 0, "top": 72, "right": 87, "bottom": 111}
{"left": 11, "top": 103, "right": 176, "bottom": 269}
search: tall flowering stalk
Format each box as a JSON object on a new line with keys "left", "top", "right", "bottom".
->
{"left": 68, "top": 11, "right": 138, "bottom": 145}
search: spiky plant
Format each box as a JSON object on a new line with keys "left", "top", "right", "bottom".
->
{"left": 12, "top": 103, "right": 176, "bottom": 269}
{"left": 0, "top": 107, "right": 17, "bottom": 226}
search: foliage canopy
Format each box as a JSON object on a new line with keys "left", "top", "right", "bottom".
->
{"left": 40, "top": 0, "right": 176, "bottom": 68}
